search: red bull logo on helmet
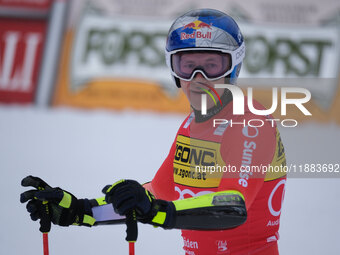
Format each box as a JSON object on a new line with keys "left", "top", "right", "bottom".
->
{"left": 181, "top": 20, "right": 212, "bottom": 40}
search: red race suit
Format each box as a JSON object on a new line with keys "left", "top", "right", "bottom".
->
{"left": 147, "top": 98, "right": 287, "bottom": 255}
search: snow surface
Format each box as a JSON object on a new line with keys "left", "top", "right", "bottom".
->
{"left": 0, "top": 105, "right": 339, "bottom": 255}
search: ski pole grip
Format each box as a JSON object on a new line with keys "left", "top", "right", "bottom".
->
{"left": 39, "top": 202, "right": 51, "bottom": 233}
{"left": 125, "top": 210, "right": 138, "bottom": 242}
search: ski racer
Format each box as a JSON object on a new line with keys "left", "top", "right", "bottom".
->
{"left": 20, "top": 9, "right": 287, "bottom": 255}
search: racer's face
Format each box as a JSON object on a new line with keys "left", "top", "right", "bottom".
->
{"left": 177, "top": 52, "right": 227, "bottom": 110}
{"left": 180, "top": 73, "right": 225, "bottom": 111}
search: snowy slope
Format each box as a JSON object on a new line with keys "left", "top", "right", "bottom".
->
{"left": 0, "top": 105, "right": 339, "bottom": 255}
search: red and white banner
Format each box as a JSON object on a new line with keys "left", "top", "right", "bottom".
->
{"left": 0, "top": 0, "right": 51, "bottom": 10}
{"left": 0, "top": 18, "right": 46, "bottom": 103}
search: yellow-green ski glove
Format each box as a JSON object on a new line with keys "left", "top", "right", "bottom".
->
{"left": 20, "top": 175, "right": 95, "bottom": 227}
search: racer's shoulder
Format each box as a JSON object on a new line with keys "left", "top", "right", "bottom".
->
{"left": 178, "top": 111, "right": 195, "bottom": 130}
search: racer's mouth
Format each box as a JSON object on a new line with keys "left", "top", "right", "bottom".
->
{"left": 189, "top": 81, "right": 214, "bottom": 94}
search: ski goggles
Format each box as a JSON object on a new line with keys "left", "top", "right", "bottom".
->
{"left": 166, "top": 42, "right": 245, "bottom": 81}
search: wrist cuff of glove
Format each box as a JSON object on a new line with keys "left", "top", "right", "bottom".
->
{"left": 73, "top": 199, "right": 96, "bottom": 227}
{"left": 148, "top": 199, "right": 176, "bottom": 229}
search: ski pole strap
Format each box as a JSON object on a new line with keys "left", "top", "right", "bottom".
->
{"left": 125, "top": 210, "right": 138, "bottom": 242}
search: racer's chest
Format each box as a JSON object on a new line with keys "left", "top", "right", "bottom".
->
{"left": 173, "top": 114, "right": 230, "bottom": 197}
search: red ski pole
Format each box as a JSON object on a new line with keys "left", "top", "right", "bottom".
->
{"left": 129, "top": 242, "right": 135, "bottom": 255}
{"left": 126, "top": 210, "right": 138, "bottom": 255}
{"left": 42, "top": 233, "right": 49, "bottom": 255}
{"left": 40, "top": 201, "right": 51, "bottom": 255}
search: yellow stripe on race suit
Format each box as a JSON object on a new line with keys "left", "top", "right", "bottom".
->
{"left": 265, "top": 128, "right": 287, "bottom": 181}
{"left": 173, "top": 190, "right": 245, "bottom": 211}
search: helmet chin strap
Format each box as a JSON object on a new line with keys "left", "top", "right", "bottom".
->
{"left": 174, "top": 76, "right": 181, "bottom": 88}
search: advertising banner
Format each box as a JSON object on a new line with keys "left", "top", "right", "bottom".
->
{"left": 237, "top": 23, "right": 340, "bottom": 123}
{"left": 0, "top": 0, "right": 50, "bottom": 10}
{"left": 0, "top": 18, "right": 46, "bottom": 103}
{"left": 0, "top": 0, "right": 53, "bottom": 104}
{"left": 53, "top": 3, "right": 190, "bottom": 113}
{"left": 53, "top": 0, "right": 340, "bottom": 122}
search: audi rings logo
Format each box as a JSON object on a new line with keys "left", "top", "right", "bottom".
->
{"left": 268, "top": 179, "right": 286, "bottom": 217}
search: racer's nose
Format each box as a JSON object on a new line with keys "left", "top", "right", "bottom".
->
{"left": 192, "top": 72, "right": 205, "bottom": 80}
